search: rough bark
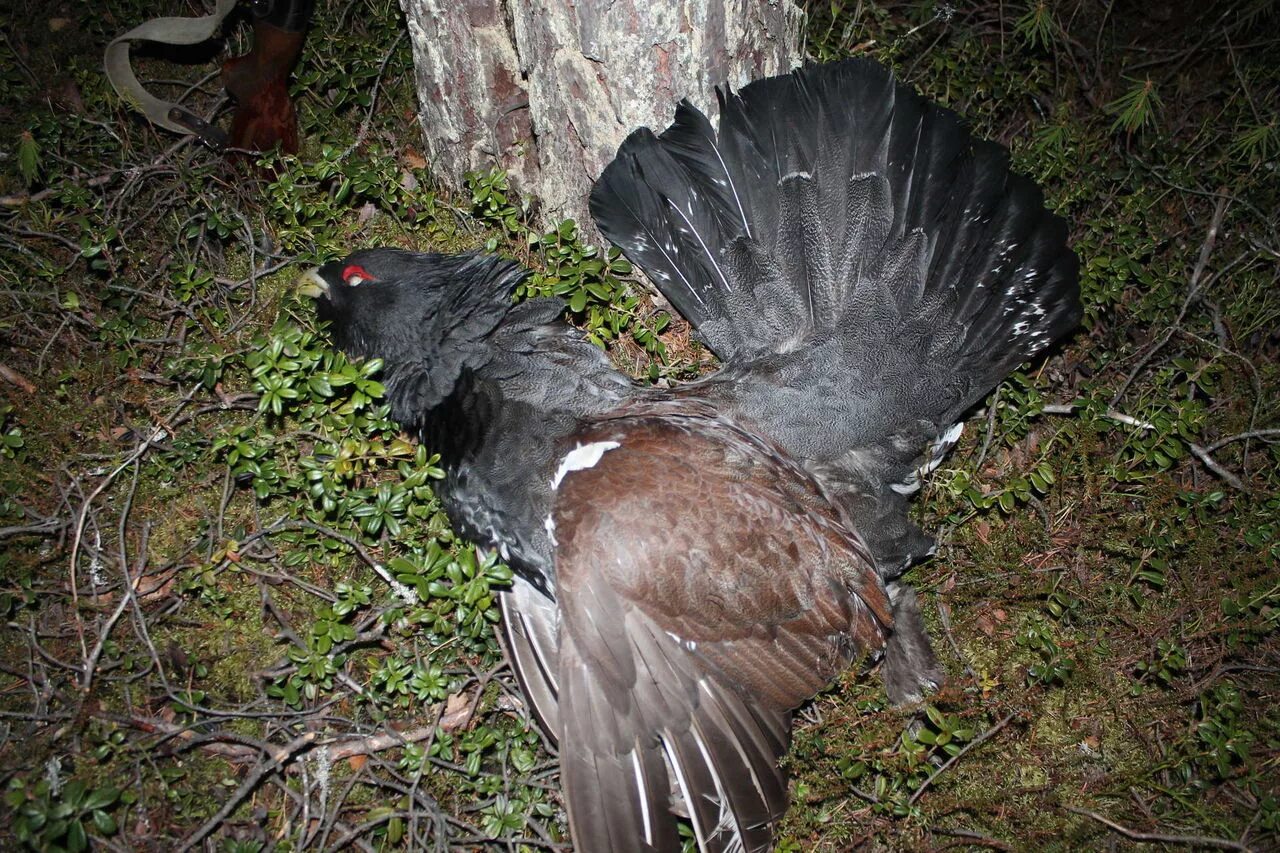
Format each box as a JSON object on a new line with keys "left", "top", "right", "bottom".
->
{"left": 400, "top": 0, "right": 801, "bottom": 238}
{"left": 399, "top": 0, "right": 540, "bottom": 191}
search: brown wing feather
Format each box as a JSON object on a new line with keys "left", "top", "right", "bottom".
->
{"left": 496, "top": 578, "right": 561, "bottom": 744}
{"left": 552, "top": 408, "right": 890, "bottom": 852}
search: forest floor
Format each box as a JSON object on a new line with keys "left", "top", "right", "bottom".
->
{"left": 1, "top": 1, "right": 1277, "bottom": 850}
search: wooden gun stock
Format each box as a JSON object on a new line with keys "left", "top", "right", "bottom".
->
{"left": 220, "top": 0, "right": 314, "bottom": 154}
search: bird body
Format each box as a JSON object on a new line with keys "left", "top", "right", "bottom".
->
{"left": 303, "top": 58, "right": 1081, "bottom": 852}
{"left": 551, "top": 403, "right": 890, "bottom": 851}
{"left": 591, "top": 58, "right": 1080, "bottom": 580}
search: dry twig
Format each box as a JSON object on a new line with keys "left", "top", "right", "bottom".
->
{"left": 1066, "top": 805, "right": 1256, "bottom": 851}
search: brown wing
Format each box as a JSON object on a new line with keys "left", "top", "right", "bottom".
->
{"left": 551, "top": 410, "right": 891, "bottom": 853}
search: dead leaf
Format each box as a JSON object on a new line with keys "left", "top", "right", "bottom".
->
{"left": 135, "top": 567, "right": 176, "bottom": 602}
{"left": 402, "top": 148, "right": 427, "bottom": 170}
{"left": 440, "top": 691, "right": 473, "bottom": 731}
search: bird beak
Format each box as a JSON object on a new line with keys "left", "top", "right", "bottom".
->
{"left": 297, "top": 268, "right": 329, "bottom": 298}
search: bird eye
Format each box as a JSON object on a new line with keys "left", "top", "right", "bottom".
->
{"left": 342, "top": 264, "right": 374, "bottom": 286}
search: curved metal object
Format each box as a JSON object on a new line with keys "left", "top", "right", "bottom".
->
{"left": 103, "top": 0, "right": 315, "bottom": 152}
{"left": 103, "top": 0, "right": 239, "bottom": 146}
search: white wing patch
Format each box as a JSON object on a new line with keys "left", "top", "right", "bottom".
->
{"left": 551, "top": 440, "right": 621, "bottom": 490}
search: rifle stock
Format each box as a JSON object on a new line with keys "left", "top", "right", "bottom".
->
{"left": 221, "top": 0, "right": 314, "bottom": 154}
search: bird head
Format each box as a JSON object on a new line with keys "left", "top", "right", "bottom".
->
{"left": 299, "top": 248, "right": 438, "bottom": 362}
{"left": 299, "top": 248, "right": 528, "bottom": 417}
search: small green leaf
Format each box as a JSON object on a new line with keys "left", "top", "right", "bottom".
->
{"left": 82, "top": 785, "right": 119, "bottom": 811}
{"left": 91, "top": 809, "right": 117, "bottom": 835}
{"left": 17, "top": 131, "right": 39, "bottom": 186}
{"left": 66, "top": 819, "right": 88, "bottom": 852}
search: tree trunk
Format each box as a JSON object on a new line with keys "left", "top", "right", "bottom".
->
{"left": 399, "top": 0, "right": 801, "bottom": 238}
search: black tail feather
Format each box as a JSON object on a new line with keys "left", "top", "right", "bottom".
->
{"left": 591, "top": 58, "right": 1081, "bottom": 449}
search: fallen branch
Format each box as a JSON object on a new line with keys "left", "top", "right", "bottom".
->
{"left": 1206, "top": 428, "right": 1280, "bottom": 453}
{"left": 0, "top": 363, "right": 36, "bottom": 392}
{"left": 178, "top": 731, "right": 319, "bottom": 853}
{"left": 1108, "top": 192, "right": 1230, "bottom": 408}
{"left": 0, "top": 517, "right": 64, "bottom": 540}
{"left": 1038, "top": 404, "right": 1250, "bottom": 490}
{"left": 932, "top": 826, "right": 1015, "bottom": 850}
{"left": 1066, "top": 805, "right": 1255, "bottom": 851}
{"left": 317, "top": 694, "right": 475, "bottom": 764}
{"left": 106, "top": 702, "right": 473, "bottom": 768}
{"left": 1186, "top": 442, "right": 1248, "bottom": 491}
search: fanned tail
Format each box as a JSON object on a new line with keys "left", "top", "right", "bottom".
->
{"left": 590, "top": 58, "right": 1081, "bottom": 446}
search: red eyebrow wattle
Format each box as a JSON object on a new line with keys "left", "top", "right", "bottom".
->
{"left": 342, "top": 264, "right": 374, "bottom": 282}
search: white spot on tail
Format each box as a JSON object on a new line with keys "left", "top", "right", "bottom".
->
{"left": 544, "top": 514, "right": 557, "bottom": 546}
{"left": 893, "top": 423, "right": 965, "bottom": 494}
{"left": 891, "top": 474, "right": 921, "bottom": 496}
{"left": 938, "top": 421, "right": 965, "bottom": 447}
{"left": 551, "top": 440, "right": 621, "bottom": 490}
